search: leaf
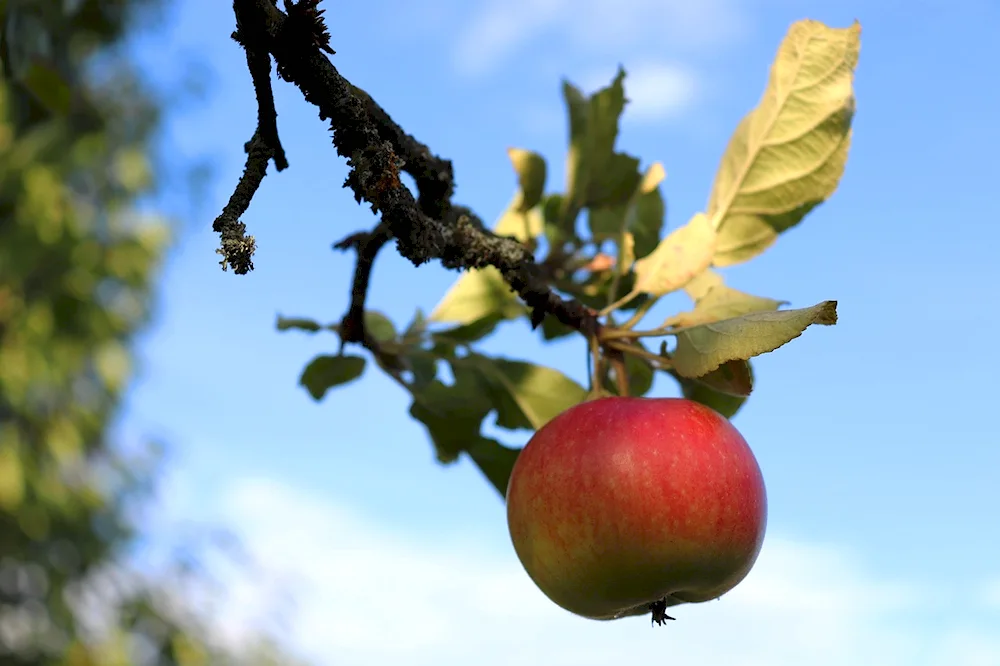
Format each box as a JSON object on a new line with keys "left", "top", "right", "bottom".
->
{"left": 363, "top": 310, "right": 397, "bottom": 343}
{"left": 707, "top": 20, "right": 861, "bottom": 266}
{"left": 0, "top": 446, "right": 25, "bottom": 511}
{"left": 629, "top": 163, "right": 667, "bottom": 259}
{"left": 587, "top": 152, "right": 642, "bottom": 208}
{"left": 670, "top": 362, "right": 754, "bottom": 420}
{"left": 429, "top": 266, "right": 525, "bottom": 325}
{"left": 276, "top": 316, "right": 324, "bottom": 333}
{"left": 587, "top": 161, "right": 665, "bottom": 259}
{"left": 605, "top": 351, "right": 655, "bottom": 397}
{"left": 672, "top": 274, "right": 787, "bottom": 328}
{"left": 563, "top": 68, "right": 631, "bottom": 214}
{"left": 618, "top": 232, "right": 636, "bottom": 275}
{"left": 409, "top": 366, "right": 493, "bottom": 463}
{"left": 432, "top": 313, "right": 507, "bottom": 346}
{"left": 299, "top": 355, "right": 367, "bottom": 400}
{"left": 682, "top": 269, "right": 725, "bottom": 301}
{"left": 402, "top": 308, "right": 428, "bottom": 339}
{"left": 506, "top": 148, "right": 547, "bottom": 212}
{"left": 672, "top": 301, "right": 838, "bottom": 378}
{"left": 691, "top": 359, "right": 753, "bottom": 397}
{"left": 23, "top": 62, "right": 72, "bottom": 115}
{"left": 541, "top": 193, "right": 572, "bottom": 246}
{"left": 540, "top": 314, "right": 576, "bottom": 341}
{"left": 406, "top": 352, "right": 438, "bottom": 389}
{"left": 467, "top": 437, "right": 522, "bottom": 498}
{"left": 467, "top": 355, "right": 588, "bottom": 431}
{"left": 494, "top": 206, "right": 543, "bottom": 244}
{"left": 633, "top": 212, "right": 716, "bottom": 296}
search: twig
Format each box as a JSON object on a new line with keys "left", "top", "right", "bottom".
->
{"left": 214, "top": 4, "right": 291, "bottom": 272}
{"left": 211, "top": 130, "right": 269, "bottom": 273}
{"left": 227, "top": 0, "right": 601, "bottom": 340}
{"left": 333, "top": 221, "right": 392, "bottom": 348}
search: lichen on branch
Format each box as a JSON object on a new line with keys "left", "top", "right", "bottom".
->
{"left": 219, "top": 0, "right": 600, "bottom": 343}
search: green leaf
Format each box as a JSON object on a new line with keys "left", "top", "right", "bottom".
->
{"left": 429, "top": 266, "right": 525, "bottom": 325}
{"left": 691, "top": 359, "right": 753, "bottom": 397}
{"left": 467, "top": 355, "right": 588, "bottom": 431}
{"left": 605, "top": 351, "right": 655, "bottom": 397}
{"left": 23, "top": 62, "right": 72, "bottom": 115}
{"left": 363, "top": 310, "right": 397, "bottom": 343}
{"left": 563, "top": 68, "right": 629, "bottom": 214}
{"left": 403, "top": 308, "right": 428, "bottom": 339}
{"left": 707, "top": 20, "right": 860, "bottom": 266}
{"left": 633, "top": 212, "right": 716, "bottom": 296}
{"left": 670, "top": 362, "right": 754, "bottom": 420}
{"left": 506, "top": 148, "right": 547, "bottom": 212}
{"left": 467, "top": 437, "right": 522, "bottom": 498}
{"left": 628, "top": 163, "right": 667, "bottom": 259}
{"left": 276, "top": 316, "right": 324, "bottom": 333}
{"left": 432, "top": 313, "right": 507, "bottom": 346}
{"left": 672, "top": 301, "right": 838, "bottom": 378}
{"left": 671, "top": 270, "right": 787, "bottom": 328}
{"left": 541, "top": 193, "right": 572, "bottom": 246}
{"left": 299, "top": 354, "right": 367, "bottom": 400}
{"left": 409, "top": 365, "right": 493, "bottom": 463}
{"left": 587, "top": 161, "right": 663, "bottom": 255}
{"left": 587, "top": 152, "right": 642, "bottom": 209}
{"left": 406, "top": 352, "right": 438, "bottom": 389}
{"left": 539, "top": 314, "right": 576, "bottom": 341}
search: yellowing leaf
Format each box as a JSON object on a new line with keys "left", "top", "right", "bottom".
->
{"left": 682, "top": 269, "right": 725, "bottom": 301}
{"left": 494, "top": 206, "right": 543, "bottom": 243}
{"left": 672, "top": 300, "right": 838, "bottom": 378}
{"left": 707, "top": 20, "right": 860, "bottom": 266}
{"left": 672, "top": 277, "right": 788, "bottom": 328}
{"left": 429, "top": 266, "right": 524, "bottom": 325}
{"left": 506, "top": 148, "right": 547, "bottom": 212}
{"left": 633, "top": 212, "right": 716, "bottom": 296}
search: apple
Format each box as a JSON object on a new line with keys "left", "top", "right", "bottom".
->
{"left": 505, "top": 396, "right": 767, "bottom": 623}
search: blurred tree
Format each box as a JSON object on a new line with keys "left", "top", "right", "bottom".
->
{"left": 0, "top": 1, "right": 303, "bottom": 663}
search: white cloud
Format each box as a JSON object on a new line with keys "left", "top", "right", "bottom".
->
{"left": 581, "top": 61, "right": 699, "bottom": 122}
{"left": 185, "top": 477, "right": 1000, "bottom": 666}
{"left": 454, "top": 0, "right": 745, "bottom": 76}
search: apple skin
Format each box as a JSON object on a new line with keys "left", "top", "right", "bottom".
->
{"left": 505, "top": 396, "right": 767, "bottom": 621}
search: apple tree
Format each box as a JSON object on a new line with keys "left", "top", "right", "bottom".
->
{"left": 217, "top": 0, "right": 860, "bottom": 623}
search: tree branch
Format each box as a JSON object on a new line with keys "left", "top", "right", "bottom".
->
{"left": 225, "top": 0, "right": 600, "bottom": 343}
{"left": 332, "top": 221, "right": 392, "bottom": 347}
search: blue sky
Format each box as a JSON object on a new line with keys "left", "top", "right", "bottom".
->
{"left": 117, "top": 0, "right": 1000, "bottom": 663}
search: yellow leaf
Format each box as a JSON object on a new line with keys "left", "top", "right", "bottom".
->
{"left": 633, "top": 212, "right": 716, "bottom": 296}
{"left": 707, "top": 20, "right": 861, "bottom": 266}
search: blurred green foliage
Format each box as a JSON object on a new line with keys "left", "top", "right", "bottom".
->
{"left": 0, "top": 1, "right": 302, "bottom": 663}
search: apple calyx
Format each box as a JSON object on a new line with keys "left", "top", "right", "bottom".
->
{"left": 649, "top": 599, "right": 676, "bottom": 626}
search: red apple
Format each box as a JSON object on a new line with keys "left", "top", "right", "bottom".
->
{"left": 506, "top": 396, "right": 767, "bottom": 622}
